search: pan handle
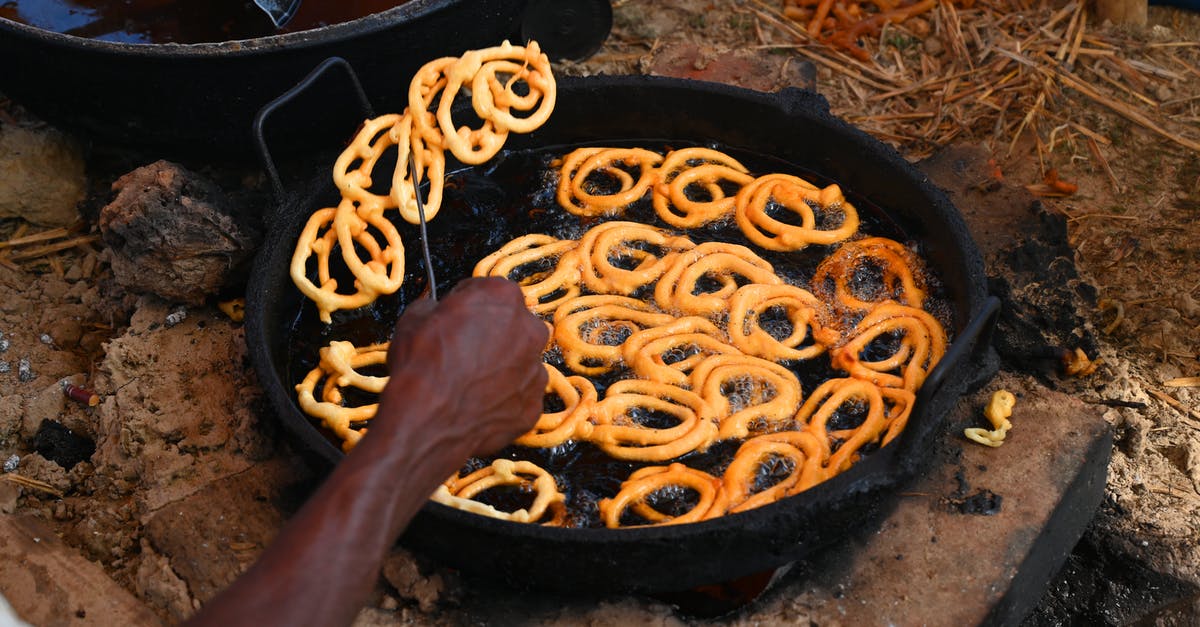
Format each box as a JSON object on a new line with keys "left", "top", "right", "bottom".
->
{"left": 915, "top": 295, "right": 1001, "bottom": 410}
{"left": 252, "top": 56, "right": 375, "bottom": 201}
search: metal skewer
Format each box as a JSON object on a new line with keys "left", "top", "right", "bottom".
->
{"left": 409, "top": 153, "right": 438, "bottom": 301}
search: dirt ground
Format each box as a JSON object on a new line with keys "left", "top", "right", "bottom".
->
{"left": 1, "top": 1, "right": 1198, "bottom": 625}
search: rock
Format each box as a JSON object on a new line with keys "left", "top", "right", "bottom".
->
{"left": 99, "top": 161, "right": 261, "bottom": 305}
{"left": 22, "top": 380, "right": 67, "bottom": 440}
{"left": 47, "top": 317, "right": 83, "bottom": 348}
{"left": 382, "top": 548, "right": 447, "bottom": 613}
{"left": 0, "top": 515, "right": 163, "bottom": 626}
{"left": 0, "top": 126, "right": 86, "bottom": 227}
{"left": 135, "top": 545, "right": 195, "bottom": 623}
{"left": 17, "top": 453, "right": 72, "bottom": 493}
{"left": 923, "top": 36, "right": 945, "bottom": 56}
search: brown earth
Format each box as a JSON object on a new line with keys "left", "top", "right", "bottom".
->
{"left": 0, "top": 1, "right": 1198, "bottom": 625}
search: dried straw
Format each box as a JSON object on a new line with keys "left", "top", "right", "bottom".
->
{"left": 744, "top": 0, "right": 1200, "bottom": 161}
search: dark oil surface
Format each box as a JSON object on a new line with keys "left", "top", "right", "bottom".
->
{"left": 1, "top": 0, "right": 411, "bottom": 44}
{"left": 286, "top": 140, "right": 955, "bottom": 528}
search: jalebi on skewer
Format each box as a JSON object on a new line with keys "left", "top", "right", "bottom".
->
{"left": 291, "top": 41, "right": 556, "bottom": 323}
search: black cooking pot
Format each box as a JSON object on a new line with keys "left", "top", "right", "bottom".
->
{"left": 0, "top": 0, "right": 611, "bottom": 156}
{"left": 246, "top": 73, "right": 1000, "bottom": 594}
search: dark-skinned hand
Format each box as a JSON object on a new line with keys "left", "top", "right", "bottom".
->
{"left": 187, "top": 277, "right": 548, "bottom": 627}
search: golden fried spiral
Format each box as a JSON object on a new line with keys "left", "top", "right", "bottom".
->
{"left": 689, "top": 354, "right": 803, "bottom": 440}
{"left": 473, "top": 234, "right": 582, "bottom": 315}
{"left": 829, "top": 303, "right": 947, "bottom": 391}
{"left": 589, "top": 379, "right": 720, "bottom": 462}
{"left": 598, "top": 463, "right": 728, "bottom": 528}
{"left": 514, "top": 363, "right": 597, "bottom": 448}
{"left": 734, "top": 174, "right": 859, "bottom": 251}
{"left": 654, "top": 242, "right": 781, "bottom": 317}
{"left": 433, "top": 459, "right": 567, "bottom": 525}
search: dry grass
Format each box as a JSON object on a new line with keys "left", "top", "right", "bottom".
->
{"left": 742, "top": 0, "right": 1200, "bottom": 166}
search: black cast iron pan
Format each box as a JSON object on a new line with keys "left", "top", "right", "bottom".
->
{"left": 0, "top": 0, "right": 611, "bottom": 157}
{"left": 246, "top": 68, "right": 1000, "bottom": 594}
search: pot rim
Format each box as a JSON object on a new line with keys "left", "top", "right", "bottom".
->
{"left": 0, "top": 0, "right": 459, "bottom": 58}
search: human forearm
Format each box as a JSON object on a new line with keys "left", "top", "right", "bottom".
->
{"left": 187, "top": 280, "right": 547, "bottom": 626}
{"left": 186, "top": 393, "right": 474, "bottom": 627}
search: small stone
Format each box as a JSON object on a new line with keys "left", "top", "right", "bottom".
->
{"left": 4, "top": 454, "right": 19, "bottom": 472}
{"left": 17, "top": 358, "right": 34, "bottom": 382}
{"left": 39, "top": 333, "right": 54, "bottom": 346}
{"left": 923, "top": 37, "right": 944, "bottom": 56}
{"left": 48, "top": 319, "right": 83, "bottom": 347}
{"left": 0, "top": 334, "right": 9, "bottom": 352}
{"left": 164, "top": 308, "right": 188, "bottom": 329}
{"left": 0, "top": 362, "right": 9, "bottom": 374}
{"left": 379, "top": 596, "right": 400, "bottom": 611}
{"left": 1156, "top": 84, "right": 1173, "bottom": 102}
{"left": 80, "top": 254, "right": 97, "bottom": 278}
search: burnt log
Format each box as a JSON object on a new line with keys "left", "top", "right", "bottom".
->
{"left": 99, "top": 161, "right": 261, "bottom": 305}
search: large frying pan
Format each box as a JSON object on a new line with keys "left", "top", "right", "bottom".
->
{"left": 0, "top": 0, "right": 611, "bottom": 156}
{"left": 246, "top": 72, "right": 999, "bottom": 594}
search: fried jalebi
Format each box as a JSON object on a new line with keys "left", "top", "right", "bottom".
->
{"left": 734, "top": 174, "right": 859, "bottom": 251}
{"left": 433, "top": 459, "right": 567, "bottom": 525}
{"left": 879, "top": 386, "right": 916, "bottom": 447}
{"left": 332, "top": 113, "right": 404, "bottom": 213}
{"left": 514, "top": 364, "right": 597, "bottom": 448}
{"left": 723, "top": 430, "right": 828, "bottom": 513}
{"left": 812, "top": 237, "right": 927, "bottom": 311}
{"left": 689, "top": 354, "right": 803, "bottom": 440}
{"left": 290, "top": 201, "right": 404, "bottom": 324}
{"left": 294, "top": 341, "right": 390, "bottom": 450}
{"left": 291, "top": 41, "right": 555, "bottom": 321}
{"left": 577, "top": 221, "right": 696, "bottom": 296}
{"left": 552, "top": 295, "right": 675, "bottom": 376}
{"left": 598, "top": 463, "right": 728, "bottom": 528}
{"left": 830, "top": 303, "right": 947, "bottom": 391}
{"left": 964, "top": 389, "right": 1016, "bottom": 448}
{"left": 388, "top": 113, "right": 447, "bottom": 225}
{"left": 652, "top": 147, "right": 755, "bottom": 228}
{"left": 588, "top": 379, "right": 720, "bottom": 462}
{"left": 654, "top": 242, "right": 781, "bottom": 317}
{"left": 794, "top": 377, "right": 889, "bottom": 475}
{"left": 431, "top": 47, "right": 508, "bottom": 164}
{"left": 727, "top": 283, "right": 839, "bottom": 362}
{"left": 318, "top": 340, "right": 390, "bottom": 394}
{"left": 557, "top": 147, "right": 664, "bottom": 216}
{"left": 408, "top": 55, "right": 457, "bottom": 148}
{"left": 295, "top": 129, "right": 959, "bottom": 527}
{"left": 472, "top": 234, "right": 582, "bottom": 315}
{"left": 621, "top": 316, "right": 742, "bottom": 387}
{"left": 332, "top": 200, "right": 406, "bottom": 297}
{"left": 469, "top": 40, "right": 556, "bottom": 135}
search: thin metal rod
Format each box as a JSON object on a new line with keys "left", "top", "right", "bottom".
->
{"left": 409, "top": 154, "right": 438, "bottom": 301}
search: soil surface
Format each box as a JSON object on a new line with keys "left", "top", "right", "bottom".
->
{"left": 1, "top": 1, "right": 1198, "bottom": 625}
